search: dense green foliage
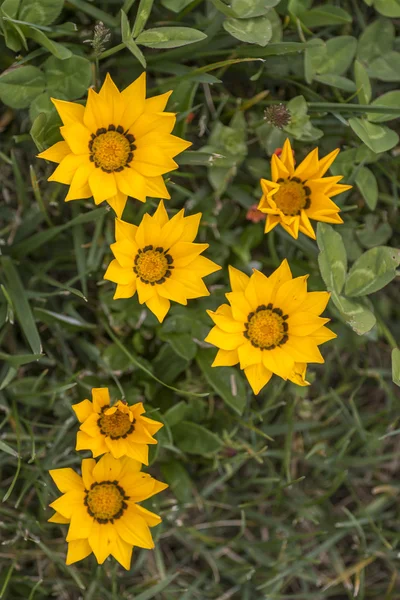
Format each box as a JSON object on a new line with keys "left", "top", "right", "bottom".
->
{"left": 1, "top": 0, "right": 400, "bottom": 598}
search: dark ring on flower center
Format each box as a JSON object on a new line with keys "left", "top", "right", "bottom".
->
{"left": 133, "top": 245, "right": 174, "bottom": 285}
{"left": 89, "top": 124, "right": 136, "bottom": 173}
{"left": 244, "top": 304, "right": 289, "bottom": 350}
{"left": 84, "top": 480, "right": 130, "bottom": 524}
{"left": 97, "top": 405, "right": 136, "bottom": 440}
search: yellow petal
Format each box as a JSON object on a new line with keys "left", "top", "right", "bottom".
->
{"left": 286, "top": 312, "right": 329, "bottom": 336}
{"left": 188, "top": 255, "right": 221, "bottom": 277}
{"left": 84, "top": 88, "right": 104, "bottom": 133}
{"left": 48, "top": 511, "right": 70, "bottom": 524}
{"left": 107, "top": 191, "right": 128, "bottom": 219}
{"left": 297, "top": 291, "right": 330, "bottom": 315}
{"left": 294, "top": 147, "right": 319, "bottom": 180}
{"left": 110, "top": 534, "right": 133, "bottom": 570}
{"left": 138, "top": 132, "right": 191, "bottom": 157}
{"left": 136, "top": 279, "right": 155, "bottom": 304}
{"left": 49, "top": 468, "right": 84, "bottom": 493}
{"left": 60, "top": 122, "right": 91, "bottom": 155}
{"left": 72, "top": 399, "right": 94, "bottom": 422}
{"left": 92, "top": 453, "right": 122, "bottom": 483}
{"left": 89, "top": 169, "right": 117, "bottom": 204}
{"left": 146, "top": 175, "right": 170, "bottom": 199}
{"left": 37, "top": 141, "right": 70, "bottom": 163}
{"left": 238, "top": 341, "right": 262, "bottom": 369}
{"left": 92, "top": 388, "right": 111, "bottom": 411}
{"left": 311, "top": 325, "right": 337, "bottom": 344}
{"left": 110, "top": 239, "right": 136, "bottom": 268}
{"left": 125, "top": 442, "right": 149, "bottom": 464}
{"left": 157, "top": 278, "right": 188, "bottom": 305}
{"left": 133, "top": 148, "right": 178, "bottom": 177}
{"left": 274, "top": 275, "right": 308, "bottom": 314}
{"left": 251, "top": 269, "right": 274, "bottom": 306}
{"left": 264, "top": 214, "right": 280, "bottom": 233}
{"left": 152, "top": 199, "right": 169, "bottom": 227}
{"left": 116, "top": 512, "right": 154, "bottom": 549}
{"left": 98, "top": 73, "right": 125, "bottom": 124}
{"left": 211, "top": 348, "right": 239, "bottom": 367}
{"left": 104, "top": 259, "right": 135, "bottom": 285}
{"left": 88, "top": 522, "right": 112, "bottom": 565}
{"left": 49, "top": 490, "right": 85, "bottom": 518}
{"left": 131, "top": 504, "right": 161, "bottom": 527}
{"left": 115, "top": 167, "right": 147, "bottom": 202}
{"left": 268, "top": 259, "right": 292, "bottom": 302}
{"left": 81, "top": 458, "right": 96, "bottom": 489}
{"left": 284, "top": 336, "right": 325, "bottom": 363}
{"left": 132, "top": 112, "right": 176, "bottom": 139}
{"left": 145, "top": 90, "right": 172, "bottom": 112}
{"left": 280, "top": 138, "right": 295, "bottom": 175}
{"left": 146, "top": 294, "right": 170, "bottom": 323}
{"left": 317, "top": 148, "right": 340, "bottom": 178}
{"left": 206, "top": 309, "right": 245, "bottom": 333}
{"left": 159, "top": 210, "right": 185, "bottom": 247}
{"left": 65, "top": 161, "right": 94, "bottom": 201}
{"left": 271, "top": 153, "right": 290, "bottom": 182}
{"left": 66, "top": 510, "right": 94, "bottom": 542}
{"left": 179, "top": 213, "right": 202, "bottom": 242}
{"left": 244, "top": 362, "right": 272, "bottom": 394}
{"left": 121, "top": 72, "right": 146, "bottom": 129}
{"left": 66, "top": 539, "right": 92, "bottom": 565}
{"left": 52, "top": 98, "right": 85, "bottom": 125}
{"left": 48, "top": 153, "right": 83, "bottom": 185}
{"left": 288, "top": 362, "right": 310, "bottom": 387}
{"left": 228, "top": 266, "right": 250, "bottom": 293}
{"left": 115, "top": 218, "right": 138, "bottom": 242}
{"left": 171, "top": 242, "right": 209, "bottom": 267}
{"left": 262, "top": 347, "right": 294, "bottom": 380}
{"left": 205, "top": 326, "right": 244, "bottom": 351}
{"left": 114, "top": 281, "right": 137, "bottom": 299}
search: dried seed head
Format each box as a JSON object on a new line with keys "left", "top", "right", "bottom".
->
{"left": 84, "top": 21, "right": 111, "bottom": 56}
{"left": 264, "top": 104, "right": 291, "bottom": 129}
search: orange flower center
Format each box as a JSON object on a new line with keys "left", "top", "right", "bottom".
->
{"left": 85, "top": 481, "right": 129, "bottom": 524}
{"left": 273, "top": 178, "right": 311, "bottom": 216}
{"left": 244, "top": 305, "right": 289, "bottom": 350}
{"left": 89, "top": 125, "right": 136, "bottom": 173}
{"left": 134, "top": 245, "right": 174, "bottom": 285}
{"left": 98, "top": 407, "right": 135, "bottom": 440}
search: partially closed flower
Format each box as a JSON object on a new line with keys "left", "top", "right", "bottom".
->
{"left": 38, "top": 73, "right": 191, "bottom": 218}
{"left": 104, "top": 200, "right": 221, "bottom": 323}
{"left": 49, "top": 454, "right": 167, "bottom": 569}
{"left": 72, "top": 387, "right": 162, "bottom": 465}
{"left": 205, "top": 260, "right": 336, "bottom": 394}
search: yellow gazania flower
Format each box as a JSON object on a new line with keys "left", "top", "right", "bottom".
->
{"left": 257, "top": 138, "right": 351, "bottom": 240}
{"left": 205, "top": 260, "right": 336, "bottom": 395}
{"left": 72, "top": 387, "right": 162, "bottom": 465}
{"left": 37, "top": 73, "right": 191, "bottom": 218}
{"left": 48, "top": 454, "right": 168, "bottom": 569}
{"left": 104, "top": 200, "right": 221, "bottom": 323}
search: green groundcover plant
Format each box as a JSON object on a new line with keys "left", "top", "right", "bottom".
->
{"left": 1, "top": 0, "right": 400, "bottom": 598}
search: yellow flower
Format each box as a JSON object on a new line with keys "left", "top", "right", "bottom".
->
{"left": 37, "top": 73, "right": 191, "bottom": 218}
{"left": 72, "top": 387, "right": 162, "bottom": 465}
{"left": 104, "top": 200, "right": 221, "bottom": 323}
{"left": 205, "top": 260, "right": 336, "bottom": 395}
{"left": 257, "top": 138, "right": 351, "bottom": 240}
{"left": 48, "top": 454, "right": 168, "bottom": 569}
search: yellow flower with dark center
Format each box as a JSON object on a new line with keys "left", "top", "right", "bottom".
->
{"left": 37, "top": 73, "right": 191, "bottom": 218}
{"left": 72, "top": 388, "right": 162, "bottom": 465}
{"left": 257, "top": 138, "right": 351, "bottom": 240}
{"left": 48, "top": 454, "right": 168, "bottom": 569}
{"left": 104, "top": 200, "right": 221, "bottom": 323}
{"left": 205, "top": 260, "right": 336, "bottom": 394}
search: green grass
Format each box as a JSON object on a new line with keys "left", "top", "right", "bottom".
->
{"left": 1, "top": 0, "right": 400, "bottom": 598}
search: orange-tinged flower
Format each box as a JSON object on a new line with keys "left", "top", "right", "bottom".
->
{"left": 72, "top": 387, "right": 162, "bottom": 465}
{"left": 49, "top": 454, "right": 167, "bottom": 569}
{"left": 205, "top": 260, "right": 336, "bottom": 395}
{"left": 258, "top": 138, "right": 351, "bottom": 240}
{"left": 246, "top": 203, "right": 266, "bottom": 223}
{"left": 37, "top": 73, "right": 191, "bottom": 218}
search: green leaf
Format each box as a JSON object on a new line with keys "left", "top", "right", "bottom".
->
{"left": 356, "top": 216, "right": 392, "bottom": 249}
{"left": 231, "top": 0, "right": 280, "bottom": 18}
{"left": 18, "top": 0, "right": 64, "bottom": 26}
{"left": 29, "top": 91, "right": 56, "bottom": 121}
{"left": 368, "top": 92, "right": 400, "bottom": 122}
{"left": 164, "top": 401, "right": 189, "bottom": 428}
{"left": 196, "top": 348, "right": 247, "bottom": 415}
{"left": 21, "top": 25, "right": 72, "bottom": 59}
{"left": 173, "top": 421, "right": 223, "bottom": 455}
{"left": 159, "top": 331, "right": 197, "bottom": 361}
{"left": 300, "top": 5, "right": 352, "bottom": 27}
{"left": 161, "top": 0, "right": 193, "bottom": 12}
{"left": 373, "top": 0, "right": 400, "bottom": 17}
{"left": 120, "top": 9, "right": 131, "bottom": 41}
{"left": 304, "top": 39, "right": 325, "bottom": 83}
{"left": 1, "top": 257, "right": 42, "bottom": 354}
{"left": 314, "top": 74, "right": 356, "bottom": 92}
{"left": 354, "top": 60, "right": 371, "bottom": 105}
{"left": 344, "top": 247, "right": 400, "bottom": 297}
{"left": 316, "top": 223, "right": 347, "bottom": 294}
{"left": 30, "top": 110, "right": 62, "bottom": 152}
{"left": 0, "top": 65, "right": 45, "bottom": 109}
{"left": 368, "top": 52, "right": 400, "bottom": 82}
{"left": 34, "top": 308, "right": 96, "bottom": 331}
{"left": 136, "top": 26, "right": 207, "bottom": 48}
{"left": 0, "top": 352, "right": 43, "bottom": 367}
{"left": 391, "top": 348, "right": 400, "bottom": 387}
{"left": 132, "top": 0, "right": 154, "bottom": 38}
{"left": 316, "top": 36, "right": 357, "bottom": 76}
{"left": 0, "top": 440, "right": 19, "bottom": 458}
{"left": 331, "top": 293, "right": 376, "bottom": 335}
{"left": 124, "top": 37, "right": 146, "bottom": 68}
{"left": 355, "top": 166, "right": 378, "bottom": 211}
{"left": 348, "top": 118, "right": 399, "bottom": 153}
{"left": 357, "top": 18, "right": 394, "bottom": 63}
{"left": 223, "top": 16, "right": 272, "bottom": 47}
{"left": 44, "top": 55, "right": 92, "bottom": 99}
{"left": 161, "top": 460, "right": 193, "bottom": 503}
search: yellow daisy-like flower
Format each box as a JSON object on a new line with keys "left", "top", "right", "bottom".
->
{"left": 37, "top": 73, "right": 191, "bottom": 218}
{"left": 205, "top": 260, "right": 336, "bottom": 395}
{"left": 257, "top": 138, "right": 351, "bottom": 240}
{"left": 104, "top": 200, "right": 221, "bottom": 323}
{"left": 72, "top": 387, "right": 162, "bottom": 465}
{"left": 48, "top": 454, "right": 168, "bottom": 569}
